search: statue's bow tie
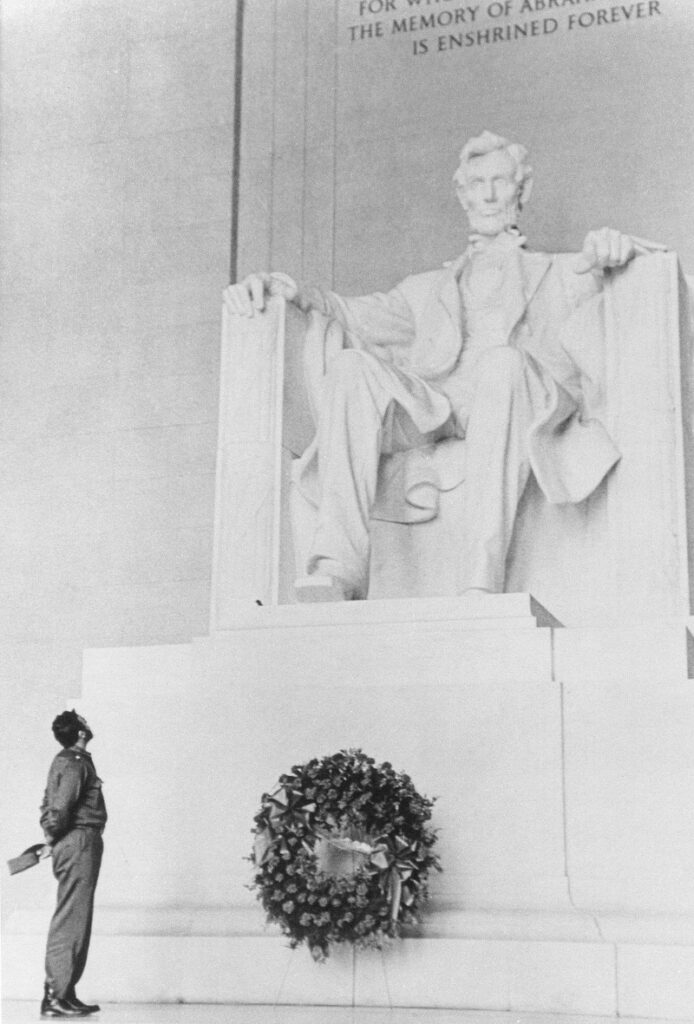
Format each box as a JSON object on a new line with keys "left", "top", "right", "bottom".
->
{"left": 466, "top": 229, "right": 527, "bottom": 260}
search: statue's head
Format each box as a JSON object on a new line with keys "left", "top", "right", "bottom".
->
{"left": 453, "top": 130, "right": 533, "bottom": 237}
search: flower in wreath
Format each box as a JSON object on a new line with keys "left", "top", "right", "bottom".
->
{"left": 249, "top": 748, "right": 441, "bottom": 961}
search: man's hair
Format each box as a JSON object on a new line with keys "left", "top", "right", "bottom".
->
{"left": 453, "top": 129, "right": 533, "bottom": 207}
{"left": 52, "top": 709, "right": 82, "bottom": 748}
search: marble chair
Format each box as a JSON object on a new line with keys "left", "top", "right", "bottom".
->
{"left": 211, "top": 253, "right": 694, "bottom": 628}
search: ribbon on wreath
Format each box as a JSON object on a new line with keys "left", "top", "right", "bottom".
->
{"left": 369, "top": 836, "right": 419, "bottom": 922}
{"left": 253, "top": 785, "right": 316, "bottom": 866}
{"left": 318, "top": 833, "right": 419, "bottom": 922}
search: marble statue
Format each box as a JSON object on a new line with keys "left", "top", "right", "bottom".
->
{"left": 224, "top": 130, "right": 662, "bottom": 602}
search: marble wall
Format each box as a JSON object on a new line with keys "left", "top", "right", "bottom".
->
{"left": 237, "top": 0, "right": 694, "bottom": 293}
{"left": 0, "top": 0, "right": 236, "bottom": 910}
{"left": 3, "top": 0, "right": 694, "bottom": 937}
{"left": 3, "top": 0, "right": 693, "bottom": 746}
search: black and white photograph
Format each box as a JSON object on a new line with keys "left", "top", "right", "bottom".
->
{"left": 2, "top": 1, "right": 694, "bottom": 1022}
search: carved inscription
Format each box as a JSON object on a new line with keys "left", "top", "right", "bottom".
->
{"left": 347, "top": 0, "right": 663, "bottom": 56}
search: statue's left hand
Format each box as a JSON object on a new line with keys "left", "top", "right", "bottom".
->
{"left": 574, "top": 228, "right": 668, "bottom": 274}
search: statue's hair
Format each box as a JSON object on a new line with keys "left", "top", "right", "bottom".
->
{"left": 52, "top": 709, "right": 82, "bottom": 748}
{"left": 453, "top": 130, "right": 533, "bottom": 207}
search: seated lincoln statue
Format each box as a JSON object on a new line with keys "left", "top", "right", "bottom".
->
{"left": 224, "top": 130, "right": 661, "bottom": 603}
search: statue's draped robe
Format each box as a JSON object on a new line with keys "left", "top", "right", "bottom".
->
{"left": 293, "top": 242, "right": 621, "bottom": 530}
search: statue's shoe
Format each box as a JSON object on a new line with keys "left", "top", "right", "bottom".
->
{"left": 294, "top": 574, "right": 354, "bottom": 602}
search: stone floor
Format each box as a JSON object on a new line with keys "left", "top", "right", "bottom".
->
{"left": 2, "top": 1005, "right": 690, "bottom": 1024}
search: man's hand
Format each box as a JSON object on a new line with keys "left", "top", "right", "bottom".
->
{"left": 223, "top": 272, "right": 300, "bottom": 317}
{"left": 38, "top": 843, "right": 52, "bottom": 860}
{"left": 574, "top": 228, "right": 668, "bottom": 275}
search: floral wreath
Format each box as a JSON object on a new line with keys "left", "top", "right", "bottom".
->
{"left": 250, "top": 749, "right": 440, "bottom": 961}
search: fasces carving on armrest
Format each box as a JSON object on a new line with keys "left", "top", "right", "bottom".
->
{"left": 601, "top": 251, "right": 680, "bottom": 436}
{"left": 602, "top": 250, "right": 692, "bottom": 617}
{"left": 282, "top": 302, "right": 315, "bottom": 457}
{"left": 212, "top": 297, "right": 290, "bottom": 619}
{"left": 219, "top": 296, "right": 288, "bottom": 448}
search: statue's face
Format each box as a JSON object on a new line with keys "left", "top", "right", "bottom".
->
{"left": 457, "top": 148, "right": 522, "bottom": 237}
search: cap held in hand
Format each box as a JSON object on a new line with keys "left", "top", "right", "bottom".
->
{"left": 7, "top": 843, "right": 47, "bottom": 875}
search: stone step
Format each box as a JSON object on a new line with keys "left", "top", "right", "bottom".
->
{"left": 5, "top": 921, "right": 694, "bottom": 1017}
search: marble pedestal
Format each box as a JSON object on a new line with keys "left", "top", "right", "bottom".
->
{"left": 5, "top": 598, "right": 694, "bottom": 1019}
{"left": 6, "top": 256, "right": 694, "bottom": 1016}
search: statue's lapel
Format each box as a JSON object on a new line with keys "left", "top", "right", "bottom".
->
{"left": 438, "top": 254, "right": 467, "bottom": 326}
{"left": 434, "top": 249, "right": 552, "bottom": 359}
{"left": 501, "top": 250, "right": 551, "bottom": 342}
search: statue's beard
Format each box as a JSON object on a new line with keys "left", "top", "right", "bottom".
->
{"left": 466, "top": 200, "right": 520, "bottom": 237}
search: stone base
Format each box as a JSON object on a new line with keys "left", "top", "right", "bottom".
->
{"left": 5, "top": 596, "right": 694, "bottom": 1018}
{"left": 6, "top": 908, "right": 694, "bottom": 1017}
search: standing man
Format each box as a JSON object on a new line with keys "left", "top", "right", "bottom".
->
{"left": 39, "top": 709, "right": 107, "bottom": 1018}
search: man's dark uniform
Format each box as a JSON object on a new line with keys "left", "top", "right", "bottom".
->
{"left": 40, "top": 747, "right": 107, "bottom": 1001}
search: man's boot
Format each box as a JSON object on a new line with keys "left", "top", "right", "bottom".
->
{"left": 64, "top": 989, "right": 100, "bottom": 1015}
{"left": 40, "top": 983, "right": 88, "bottom": 1018}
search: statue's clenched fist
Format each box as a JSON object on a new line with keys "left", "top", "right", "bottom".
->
{"left": 574, "top": 227, "right": 667, "bottom": 275}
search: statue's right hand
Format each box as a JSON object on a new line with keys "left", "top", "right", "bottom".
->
{"left": 223, "top": 273, "right": 271, "bottom": 317}
{"left": 223, "top": 272, "right": 299, "bottom": 317}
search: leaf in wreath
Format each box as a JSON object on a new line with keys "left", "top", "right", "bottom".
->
{"left": 268, "top": 798, "right": 287, "bottom": 820}
{"left": 253, "top": 828, "right": 273, "bottom": 866}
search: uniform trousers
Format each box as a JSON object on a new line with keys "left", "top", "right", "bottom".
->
{"left": 305, "top": 344, "right": 549, "bottom": 596}
{"left": 45, "top": 827, "right": 103, "bottom": 998}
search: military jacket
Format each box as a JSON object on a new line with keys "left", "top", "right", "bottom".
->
{"left": 40, "top": 748, "right": 107, "bottom": 842}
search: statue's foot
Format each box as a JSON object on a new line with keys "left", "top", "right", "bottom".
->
{"left": 294, "top": 574, "right": 354, "bottom": 603}
{"left": 463, "top": 587, "right": 494, "bottom": 596}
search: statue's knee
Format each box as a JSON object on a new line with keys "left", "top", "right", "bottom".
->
{"left": 470, "top": 346, "right": 525, "bottom": 389}
{"left": 325, "top": 349, "right": 379, "bottom": 391}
